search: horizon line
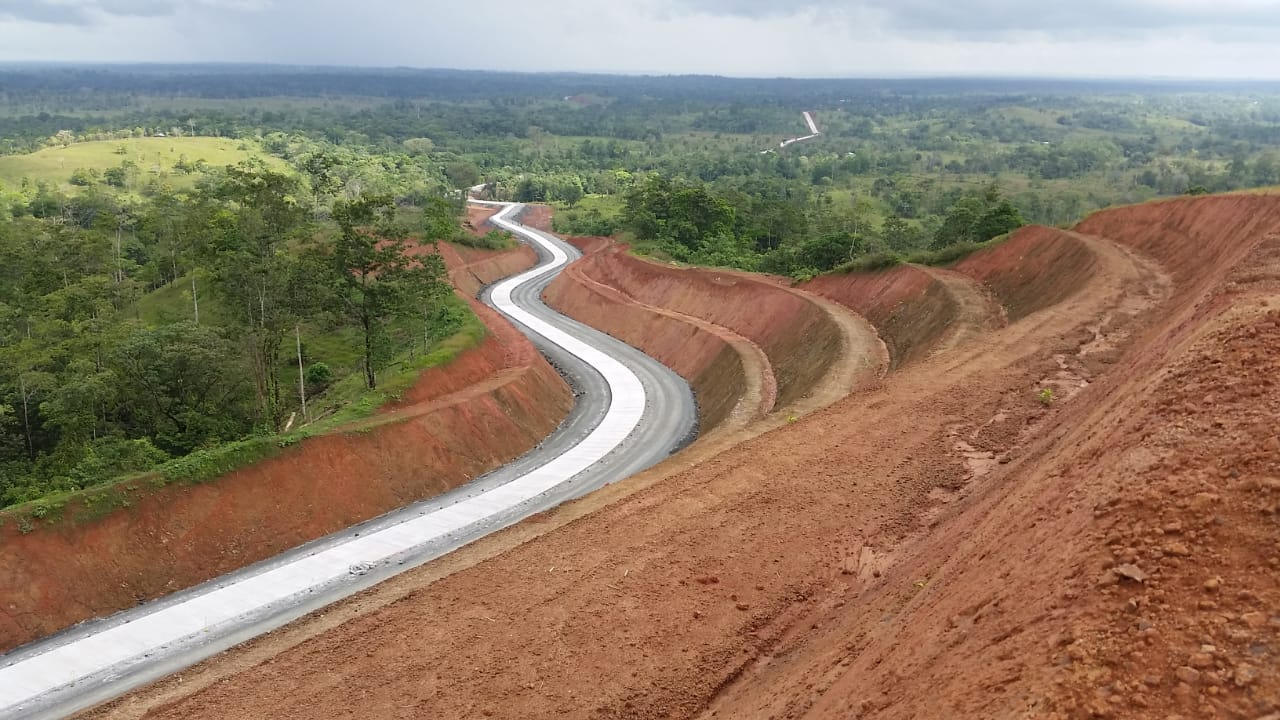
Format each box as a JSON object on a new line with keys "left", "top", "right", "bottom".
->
{"left": 1, "top": 61, "right": 1279, "bottom": 85}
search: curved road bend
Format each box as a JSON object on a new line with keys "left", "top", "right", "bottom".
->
{"left": 0, "top": 202, "right": 697, "bottom": 720}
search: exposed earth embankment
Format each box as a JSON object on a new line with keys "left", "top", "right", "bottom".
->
{"left": 543, "top": 241, "right": 873, "bottom": 433}
{"left": 0, "top": 242, "right": 570, "bottom": 653}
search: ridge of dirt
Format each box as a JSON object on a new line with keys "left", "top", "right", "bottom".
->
{"left": 912, "top": 264, "right": 1008, "bottom": 356}
{"left": 806, "top": 264, "right": 959, "bottom": 370}
{"left": 721, "top": 265, "right": 889, "bottom": 414}
{"left": 560, "top": 258, "right": 778, "bottom": 428}
{"left": 545, "top": 240, "right": 886, "bottom": 430}
{"left": 566, "top": 245, "right": 879, "bottom": 408}
{"left": 954, "top": 225, "right": 1103, "bottom": 322}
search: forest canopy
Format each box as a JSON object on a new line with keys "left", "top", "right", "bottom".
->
{"left": 3, "top": 66, "right": 1280, "bottom": 510}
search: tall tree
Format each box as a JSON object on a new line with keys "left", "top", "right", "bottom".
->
{"left": 111, "top": 322, "right": 252, "bottom": 454}
{"left": 196, "top": 164, "right": 313, "bottom": 429}
{"left": 332, "top": 194, "right": 449, "bottom": 389}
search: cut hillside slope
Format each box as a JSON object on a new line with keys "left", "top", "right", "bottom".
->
{"left": 805, "top": 262, "right": 1005, "bottom": 369}
{"left": 546, "top": 242, "right": 885, "bottom": 414}
{"left": 82, "top": 197, "right": 1256, "bottom": 720}
{"left": 952, "top": 225, "right": 1102, "bottom": 322}
{"left": 0, "top": 242, "right": 569, "bottom": 653}
{"left": 544, "top": 242, "right": 763, "bottom": 434}
{"left": 694, "top": 194, "right": 1280, "bottom": 720}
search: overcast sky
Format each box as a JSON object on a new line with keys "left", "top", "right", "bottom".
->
{"left": 1, "top": 0, "right": 1279, "bottom": 78}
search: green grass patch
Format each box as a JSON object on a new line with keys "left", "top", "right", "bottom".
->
{"left": 831, "top": 251, "right": 904, "bottom": 274}
{"left": 823, "top": 234, "right": 1013, "bottom": 278}
{"left": 311, "top": 304, "right": 486, "bottom": 428}
{"left": 133, "top": 273, "right": 223, "bottom": 325}
{"left": 0, "top": 137, "right": 286, "bottom": 191}
{"left": 552, "top": 194, "right": 624, "bottom": 236}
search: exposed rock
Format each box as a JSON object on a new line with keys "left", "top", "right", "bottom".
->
{"left": 1188, "top": 652, "right": 1214, "bottom": 669}
{"left": 1174, "top": 666, "right": 1201, "bottom": 684}
{"left": 1240, "top": 611, "right": 1267, "bottom": 629}
{"left": 1113, "top": 564, "right": 1148, "bottom": 583}
{"left": 1233, "top": 664, "right": 1259, "bottom": 687}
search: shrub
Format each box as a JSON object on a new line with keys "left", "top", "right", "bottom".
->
{"left": 833, "top": 252, "right": 903, "bottom": 274}
{"left": 305, "top": 362, "right": 334, "bottom": 388}
{"left": 453, "top": 229, "right": 515, "bottom": 250}
{"left": 69, "top": 437, "right": 169, "bottom": 489}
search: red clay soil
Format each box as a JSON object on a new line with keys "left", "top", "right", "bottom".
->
{"left": 807, "top": 264, "right": 965, "bottom": 369}
{"left": 83, "top": 194, "right": 1280, "bottom": 720}
{"left": 0, "top": 242, "right": 567, "bottom": 653}
{"left": 953, "top": 225, "right": 1102, "bottom": 322}
{"left": 551, "top": 244, "right": 853, "bottom": 408}
{"left": 544, "top": 250, "right": 758, "bottom": 432}
{"left": 439, "top": 242, "right": 537, "bottom": 298}
{"left": 464, "top": 204, "right": 500, "bottom": 236}
{"left": 698, "top": 199, "right": 1280, "bottom": 720}
{"left": 545, "top": 238, "right": 885, "bottom": 432}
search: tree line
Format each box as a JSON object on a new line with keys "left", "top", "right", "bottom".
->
{"left": 613, "top": 173, "right": 1025, "bottom": 277}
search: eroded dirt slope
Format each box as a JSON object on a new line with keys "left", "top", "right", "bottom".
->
{"left": 84, "top": 194, "right": 1280, "bottom": 720}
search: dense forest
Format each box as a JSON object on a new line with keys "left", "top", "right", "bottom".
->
{"left": 0, "top": 135, "right": 482, "bottom": 510}
{"left": 2, "top": 66, "right": 1280, "bottom": 511}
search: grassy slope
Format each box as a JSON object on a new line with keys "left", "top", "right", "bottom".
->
{"left": 0, "top": 137, "right": 287, "bottom": 191}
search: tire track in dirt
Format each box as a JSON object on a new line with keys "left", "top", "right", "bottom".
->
{"left": 911, "top": 265, "right": 1007, "bottom": 357}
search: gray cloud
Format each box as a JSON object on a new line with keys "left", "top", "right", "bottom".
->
{"left": 0, "top": 1, "right": 94, "bottom": 25}
{"left": 1, "top": 0, "right": 1279, "bottom": 78}
{"left": 670, "top": 0, "right": 1280, "bottom": 37}
{"left": 0, "top": 0, "right": 219, "bottom": 26}
{"left": 97, "top": 0, "right": 175, "bottom": 17}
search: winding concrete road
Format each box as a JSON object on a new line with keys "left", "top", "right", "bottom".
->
{"left": 0, "top": 203, "right": 697, "bottom": 720}
{"left": 766, "top": 110, "right": 821, "bottom": 152}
